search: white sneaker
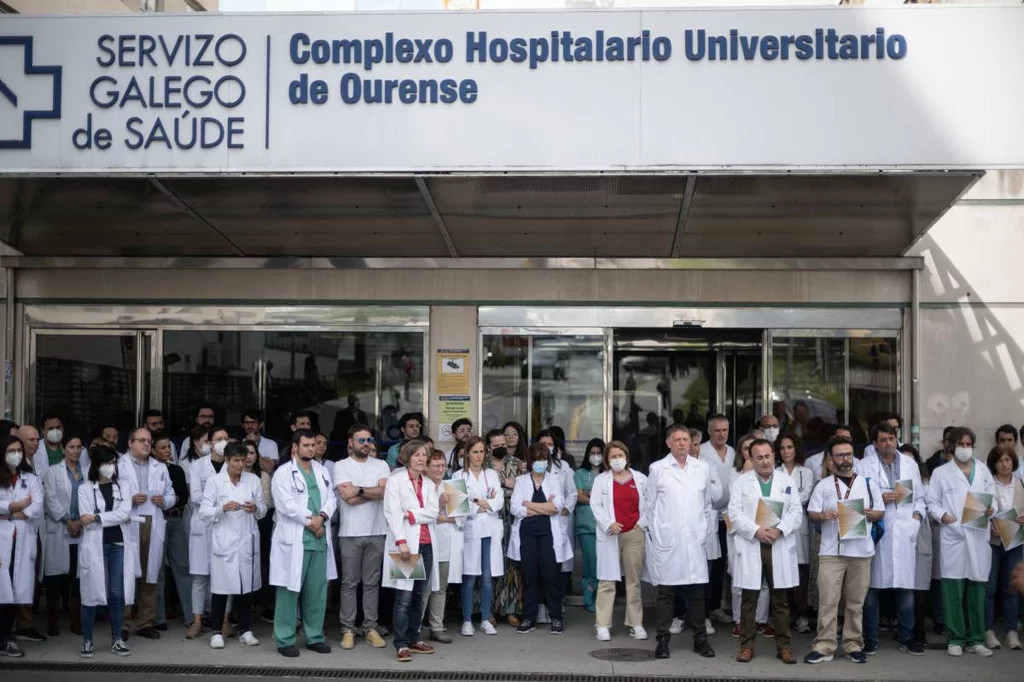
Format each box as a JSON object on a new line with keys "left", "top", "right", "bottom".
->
{"left": 630, "top": 625, "right": 648, "bottom": 641}
{"left": 705, "top": 618, "right": 716, "bottom": 635}
{"left": 985, "top": 629, "right": 1001, "bottom": 650}
{"left": 239, "top": 631, "right": 259, "bottom": 647}
{"left": 794, "top": 617, "right": 811, "bottom": 634}
{"left": 460, "top": 621, "right": 475, "bottom": 637}
{"left": 210, "top": 634, "right": 225, "bottom": 649}
{"left": 967, "top": 643, "right": 994, "bottom": 657}
{"left": 710, "top": 608, "right": 730, "bottom": 624}
{"left": 947, "top": 644, "right": 963, "bottom": 657}
{"left": 669, "top": 617, "right": 684, "bottom": 635}
{"left": 596, "top": 627, "right": 611, "bottom": 642}
{"left": 480, "top": 620, "right": 498, "bottom": 636}
{"left": 537, "top": 605, "right": 550, "bottom": 624}
{"left": 1007, "top": 630, "right": 1022, "bottom": 650}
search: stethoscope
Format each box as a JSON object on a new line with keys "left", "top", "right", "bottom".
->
{"left": 290, "top": 467, "right": 329, "bottom": 494}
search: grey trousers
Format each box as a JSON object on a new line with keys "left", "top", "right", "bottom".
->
{"left": 339, "top": 535, "right": 385, "bottom": 632}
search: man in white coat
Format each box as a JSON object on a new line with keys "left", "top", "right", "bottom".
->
{"left": 120, "top": 427, "right": 175, "bottom": 640}
{"left": 861, "top": 422, "right": 926, "bottom": 656}
{"left": 728, "top": 439, "right": 802, "bottom": 664}
{"left": 270, "top": 428, "right": 337, "bottom": 658}
{"left": 805, "top": 435, "right": 884, "bottom": 665}
{"left": 699, "top": 414, "right": 734, "bottom": 625}
{"left": 642, "top": 424, "right": 716, "bottom": 660}
{"left": 926, "top": 426, "right": 996, "bottom": 658}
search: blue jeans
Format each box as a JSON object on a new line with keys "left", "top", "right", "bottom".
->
{"left": 461, "top": 537, "right": 493, "bottom": 622}
{"left": 986, "top": 543, "right": 1023, "bottom": 631}
{"left": 82, "top": 543, "right": 125, "bottom": 645}
{"left": 393, "top": 544, "right": 433, "bottom": 651}
{"left": 865, "top": 587, "right": 914, "bottom": 646}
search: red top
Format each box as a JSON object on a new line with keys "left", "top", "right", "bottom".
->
{"left": 612, "top": 476, "right": 640, "bottom": 533}
{"left": 400, "top": 471, "right": 432, "bottom": 547}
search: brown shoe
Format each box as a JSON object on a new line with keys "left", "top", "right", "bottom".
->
{"left": 186, "top": 620, "right": 204, "bottom": 639}
{"left": 221, "top": 620, "right": 235, "bottom": 638}
{"left": 506, "top": 615, "right": 521, "bottom": 628}
{"left": 736, "top": 648, "right": 754, "bottom": 663}
{"left": 408, "top": 641, "right": 435, "bottom": 654}
{"left": 396, "top": 647, "right": 412, "bottom": 663}
{"left": 777, "top": 648, "right": 797, "bottom": 665}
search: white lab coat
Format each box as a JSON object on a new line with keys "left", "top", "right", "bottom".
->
{"left": 552, "top": 460, "right": 577, "bottom": 572}
{"left": 426, "top": 477, "right": 464, "bottom": 584}
{"left": 860, "top": 452, "right": 926, "bottom": 590}
{"left": 727, "top": 470, "right": 803, "bottom": 591}
{"left": 200, "top": 469, "right": 266, "bottom": 595}
{"left": 640, "top": 454, "right": 712, "bottom": 586}
{"left": 590, "top": 469, "right": 649, "bottom": 582}
{"left": 118, "top": 454, "right": 175, "bottom": 584}
{"left": 507, "top": 472, "right": 572, "bottom": 564}
{"left": 452, "top": 467, "right": 505, "bottom": 578}
{"left": 382, "top": 469, "right": 440, "bottom": 592}
{"left": 269, "top": 459, "right": 337, "bottom": 592}
{"left": 33, "top": 442, "right": 91, "bottom": 481}
{"left": 187, "top": 456, "right": 221, "bottom": 575}
{"left": 776, "top": 463, "right": 813, "bottom": 564}
{"left": 0, "top": 473, "right": 44, "bottom": 604}
{"left": 43, "top": 460, "right": 89, "bottom": 577}
{"left": 77, "top": 480, "right": 137, "bottom": 607}
{"left": 926, "top": 460, "right": 995, "bottom": 582}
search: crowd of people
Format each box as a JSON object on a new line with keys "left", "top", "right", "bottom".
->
{"left": 2, "top": 407, "right": 1024, "bottom": 666}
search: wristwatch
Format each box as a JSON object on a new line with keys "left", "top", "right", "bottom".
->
{"left": 358, "top": 487, "right": 365, "bottom": 497}
{"left": 318, "top": 511, "right": 329, "bottom": 522}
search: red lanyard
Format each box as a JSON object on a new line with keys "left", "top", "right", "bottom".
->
{"left": 833, "top": 474, "right": 857, "bottom": 500}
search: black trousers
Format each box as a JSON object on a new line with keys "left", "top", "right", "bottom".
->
{"left": 657, "top": 584, "right": 707, "bottom": 640}
{"left": 708, "top": 521, "right": 728, "bottom": 612}
{"left": 1, "top": 536, "right": 17, "bottom": 643}
{"left": 212, "top": 592, "right": 253, "bottom": 635}
{"left": 520, "top": 530, "right": 563, "bottom": 623}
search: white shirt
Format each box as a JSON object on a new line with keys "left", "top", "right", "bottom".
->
{"left": 699, "top": 440, "right": 735, "bottom": 511}
{"left": 808, "top": 473, "right": 884, "bottom": 559}
{"left": 994, "top": 476, "right": 1016, "bottom": 514}
{"left": 333, "top": 456, "right": 390, "bottom": 537}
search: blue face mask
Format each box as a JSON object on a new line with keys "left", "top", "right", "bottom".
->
{"left": 532, "top": 461, "right": 548, "bottom": 475}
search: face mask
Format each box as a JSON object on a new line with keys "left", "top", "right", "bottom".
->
{"left": 213, "top": 441, "right": 227, "bottom": 456}
{"left": 532, "top": 461, "right": 548, "bottom": 475}
{"left": 491, "top": 447, "right": 507, "bottom": 460}
{"left": 763, "top": 427, "right": 779, "bottom": 443}
{"left": 46, "top": 428, "right": 63, "bottom": 444}
{"left": 954, "top": 446, "right": 973, "bottom": 463}
{"left": 589, "top": 454, "right": 604, "bottom": 468}
{"left": 200, "top": 443, "right": 212, "bottom": 456}
{"left": 609, "top": 458, "right": 627, "bottom": 473}
{"left": 98, "top": 463, "right": 116, "bottom": 480}
{"left": 5, "top": 451, "right": 22, "bottom": 469}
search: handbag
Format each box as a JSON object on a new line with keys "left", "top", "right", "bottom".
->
{"left": 867, "top": 478, "right": 885, "bottom": 544}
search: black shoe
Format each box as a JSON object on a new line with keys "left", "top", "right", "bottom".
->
{"left": 154, "top": 623, "right": 168, "bottom": 632}
{"left": 306, "top": 641, "right": 331, "bottom": 654}
{"left": 278, "top": 645, "right": 300, "bottom": 658}
{"left": 931, "top": 623, "right": 945, "bottom": 636}
{"left": 260, "top": 608, "right": 275, "bottom": 624}
{"left": 900, "top": 640, "right": 926, "bottom": 656}
{"left": 863, "top": 641, "right": 878, "bottom": 656}
{"left": 846, "top": 650, "right": 867, "bottom": 664}
{"left": 516, "top": 620, "right": 536, "bottom": 634}
{"left": 137, "top": 626, "right": 160, "bottom": 640}
{"left": 13, "top": 627, "right": 47, "bottom": 643}
{"left": 655, "top": 636, "right": 670, "bottom": 659}
{"left": 693, "top": 637, "right": 715, "bottom": 658}
{"left": 550, "top": 618, "right": 563, "bottom": 635}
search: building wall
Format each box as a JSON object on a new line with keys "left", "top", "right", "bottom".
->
{"left": 2, "top": 0, "right": 216, "bottom": 12}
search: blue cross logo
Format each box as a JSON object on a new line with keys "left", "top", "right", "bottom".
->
{"left": 0, "top": 36, "right": 62, "bottom": 150}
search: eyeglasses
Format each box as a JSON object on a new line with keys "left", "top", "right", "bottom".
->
{"left": 831, "top": 452, "right": 854, "bottom": 460}
{"left": 356, "top": 437, "right": 375, "bottom": 444}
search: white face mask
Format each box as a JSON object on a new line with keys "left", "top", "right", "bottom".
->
{"left": 98, "top": 463, "right": 116, "bottom": 480}
{"left": 588, "top": 454, "right": 604, "bottom": 468}
{"left": 5, "top": 451, "right": 23, "bottom": 469}
{"left": 46, "top": 428, "right": 63, "bottom": 444}
{"left": 954, "top": 446, "right": 973, "bottom": 463}
{"left": 200, "top": 443, "right": 212, "bottom": 456}
{"left": 609, "top": 458, "right": 627, "bottom": 473}
{"left": 763, "top": 427, "right": 779, "bottom": 443}
{"left": 213, "top": 441, "right": 227, "bottom": 456}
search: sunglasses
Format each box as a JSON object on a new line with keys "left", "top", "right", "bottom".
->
{"left": 356, "top": 437, "right": 375, "bottom": 444}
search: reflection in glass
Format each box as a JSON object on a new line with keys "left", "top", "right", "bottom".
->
{"left": 848, "top": 336, "right": 899, "bottom": 445}
{"left": 770, "top": 336, "right": 845, "bottom": 454}
{"left": 481, "top": 335, "right": 528, "bottom": 438}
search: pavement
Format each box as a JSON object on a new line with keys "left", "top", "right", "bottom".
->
{"left": 2, "top": 605, "right": 1020, "bottom": 681}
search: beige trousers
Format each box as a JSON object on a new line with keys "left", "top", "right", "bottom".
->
{"left": 813, "top": 555, "right": 871, "bottom": 655}
{"left": 595, "top": 527, "right": 645, "bottom": 629}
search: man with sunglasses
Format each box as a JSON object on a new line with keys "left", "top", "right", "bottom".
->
{"left": 333, "top": 425, "right": 391, "bottom": 651}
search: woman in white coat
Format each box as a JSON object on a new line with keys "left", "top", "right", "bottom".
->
{"left": 186, "top": 426, "right": 226, "bottom": 639}
{"left": 200, "top": 442, "right": 266, "bottom": 650}
{"left": 76, "top": 445, "right": 136, "bottom": 659}
{"left": 42, "top": 433, "right": 88, "bottom": 637}
{"left": 590, "top": 441, "right": 647, "bottom": 642}
{"left": 421, "top": 449, "right": 464, "bottom": 643}
{"left": 926, "top": 427, "right": 996, "bottom": 657}
{"left": 775, "top": 433, "right": 814, "bottom": 634}
{"left": 508, "top": 443, "right": 571, "bottom": 635}
{"left": 728, "top": 439, "right": 803, "bottom": 662}
{"left": 383, "top": 439, "right": 440, "bottom": 662}
{"left": 0, "top": 435, "right": 44, "bottom": 658}
{"left": 453, "top": 436, "right": 504, "bottom": 637}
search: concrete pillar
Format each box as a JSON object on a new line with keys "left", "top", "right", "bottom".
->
{"left": 428, "top": 306, "right": 479, "bottom": 450}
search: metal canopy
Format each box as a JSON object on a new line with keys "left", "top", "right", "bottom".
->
{"left": 0, "top": 172, "right": 979, "bottom": 258}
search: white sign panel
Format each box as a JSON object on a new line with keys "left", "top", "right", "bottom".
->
{"left": 0, "top": 6, "right": 1022, "bottom": 173}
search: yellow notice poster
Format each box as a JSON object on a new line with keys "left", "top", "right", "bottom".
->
{"left": 437, "top": 348, "right": 470, "bottom": 395}
{"left": 438, "top": 396, "right": 472, "bottom": 438}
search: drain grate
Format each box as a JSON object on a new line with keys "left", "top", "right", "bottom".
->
{"left": 589, "top": 648, "right": 656, "bottom": 663}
